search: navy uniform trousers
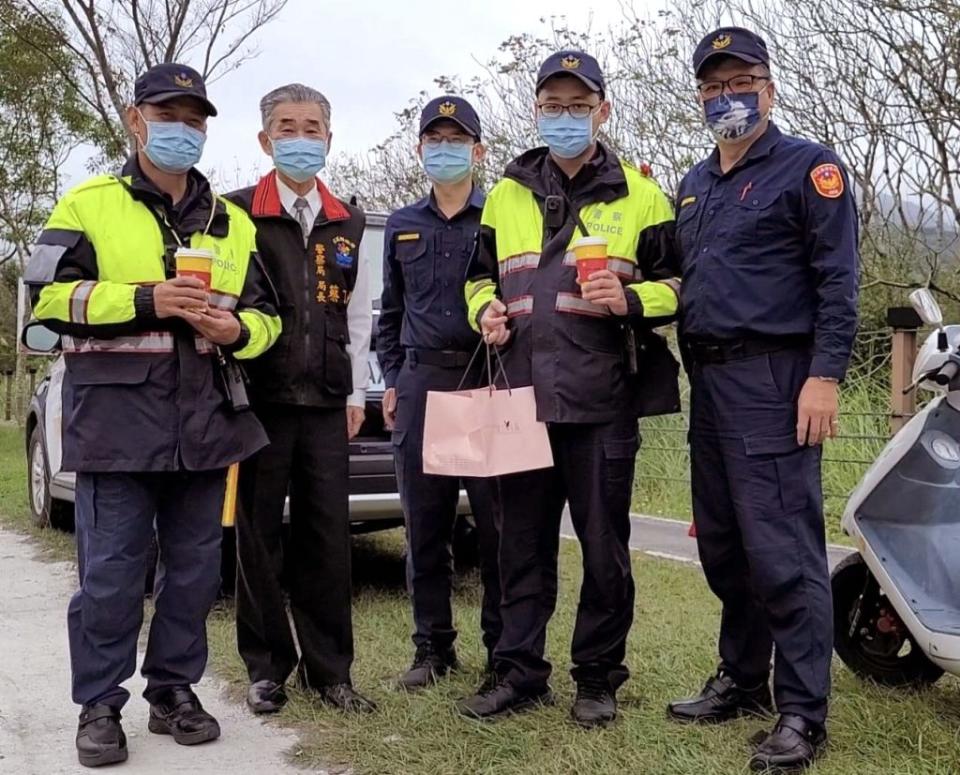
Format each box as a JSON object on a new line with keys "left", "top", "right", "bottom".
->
{"left": 689, "top": 347, "right": 832, "bottom": 724}
{"left": 494, "top": 417, "right": 639, "bottom": 692}
{"left": 69, "top": 469, "right": 226, "bottom": 709}
{"left": 392, "top": 357, "right": 502, "bottom": 661}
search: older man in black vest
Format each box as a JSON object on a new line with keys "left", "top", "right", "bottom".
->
{"left": 228, "top": 83, "right": 375, "bottom": 715}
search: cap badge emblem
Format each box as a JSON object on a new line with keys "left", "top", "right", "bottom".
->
{"left": 438, "top": 101, "right": 457, "bottom": 117}
{"left": 561, "top": 55, "right": 581, "bottom": 70}
{"left": 174, "top": 74, "right": 194, "bottom": 88}
{"left": 712, "top": 34, "right": 732, "bottom": 50}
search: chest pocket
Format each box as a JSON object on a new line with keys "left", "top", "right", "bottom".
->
{"left": 396, "top": 238, "right": 433, "bottom": 292}
{"left": 675, "top": 198, "right": 704, "bottom": 264}
{"left": 730, "top": 189, "right": 786, "bottom": 246}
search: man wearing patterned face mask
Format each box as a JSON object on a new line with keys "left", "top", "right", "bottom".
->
{"left": 461, "top": 52, "right": 682, "bottom": 727}
{"left": 668, "top": 28, "right": 859, "bottom": 773}
{"left": 24, "top": 62, "right": 281, "bottom": 767}
{"left": 378, "top": 96, "right": 503, "bottom": 692}
{"left": 227, "top": 83, "right": 375, "bottom": 716}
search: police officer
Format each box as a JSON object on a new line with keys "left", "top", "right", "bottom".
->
{"left": 666, "top": 28, "right": 859, "bottom": 772}
{"left": 460, "top": 51, "right": 681, "bottom": 727}
{"left": 23, "top": 63, "right": 281, "bottom": 767}
{"left": 227, "top": 84, "right": 376, "bottom": 715}
{"left": 377, "top": 96, "right": 502, "bottom": 690}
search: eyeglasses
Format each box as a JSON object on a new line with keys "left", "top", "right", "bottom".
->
{"left": 536, "top": 103, "right": 600, "bottom": 119}
{"left": 422, "top": 137, "right": 474, "bottom": 148}
{"left": 696, "top": 75, "right": 770, "bottom": 100}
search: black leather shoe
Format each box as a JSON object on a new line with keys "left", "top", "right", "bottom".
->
{"left": 571, "top": 677, "right": 618, "bottom": 729}
{"left": 317, "top": 683, "right": 378, "bottom": 713}
{"left": 397, "top": 644, "right": 459, "bottom": 690}
{"left": 76, "top": 704, "right": 128, "bottom": 768}
{"left": 456, "top": 679, "right": 554, "bottom": 720}
{"left": 667, "top": 671, "right": 773, "bottom": 724}
{"left": 749, "top": 714, "right": 826, "bottom": 772}
{"left": 148, "top": 687, "right": 221, "bottom": 746}
{"left": 477, "top": 667, "right": 499, "bottom": 695}
{"left": 247, "top": 680, "right": 288, "bottom": 714}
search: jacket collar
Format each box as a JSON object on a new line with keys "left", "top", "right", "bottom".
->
{"left": 119, "top": 155, "right": 228, "bottom": 238}
{"left": 249, "top": 170, "right": 351, "bottom": 222}
{"left": 705, "top": 122, "right": 784, "bottom": 177}
{"left": 417, "top": 184, "right": 486, "bottom": 219}
{"left": 504, "top": 142, "right": 628, "bottom": 204}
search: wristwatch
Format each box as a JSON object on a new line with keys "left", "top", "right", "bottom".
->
{"left": 815, "top": 376, "right": 839, "bottom": 384}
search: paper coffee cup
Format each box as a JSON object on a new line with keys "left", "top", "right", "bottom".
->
{"left": 572, "top": 236, "right": 608, "bottom": 283}
{"left": 174, "top": 247, "right": 214, "bottom": 291}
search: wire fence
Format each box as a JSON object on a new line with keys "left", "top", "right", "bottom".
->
{"left": 633, "top": 330, "right": 896, "bottom": 534}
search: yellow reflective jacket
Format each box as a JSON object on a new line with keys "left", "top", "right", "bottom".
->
{"left": 24, "top": 158, "right": 281, "bottom": 472}
{"left": 464, "top": 145, "right": 681, "bottom": 423}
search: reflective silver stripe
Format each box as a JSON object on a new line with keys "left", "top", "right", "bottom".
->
{"left": 608, "top": 258, "right": 636, "bottom": 279}
{"left": 24, "top": 243, "right": 68, "bottom": 283}
{"left": 506, "top": 296, "right": 534, "bottom": 318}
{"left": 561, "top": 253, "right": 636, "bottom": 279}
{"left": 62, "top": 332, "right": 175, "bottom": 353}
{"left": 208, "top": 292, "right": 238, "bottom": 310}
{"left": 69, "top": 281, "right": 96, "bottom": 324}
{"left": 195, "top": 337, "right": 216, "bottom": 355}
{"left": 555, "top": 292, "right": 610, "bottom": 317}
{"left": 500, "top": 253, "right": 540, "bottom": 276}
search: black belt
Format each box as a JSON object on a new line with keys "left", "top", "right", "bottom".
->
{"left": 683, "top": 335, "right": 811, "bottom": 365}
{"left": 406, "top": 348, "right": 473, "bottom": 368}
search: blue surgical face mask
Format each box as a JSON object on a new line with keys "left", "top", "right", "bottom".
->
{"left": 537, "top": 112, "right": 596, "bottom": 159}
{"left": 271, "top": 137, "right": 328, "bottom": 183}
{"left": 421, "top": 140, "right": 474, "bottom": 184}
{"left": 703, "top": 91, "right": 765, "bottom": 142}
{"left": 139, "top": 113, "right": 206, "bottom": 174}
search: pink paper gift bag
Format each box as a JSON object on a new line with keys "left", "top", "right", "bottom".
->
{"left": 422, "top": 385, "right": 554, "bottom": 477}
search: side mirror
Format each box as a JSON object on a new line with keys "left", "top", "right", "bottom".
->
{"left": 20, "top": 321, "right": 60, "bottom": 353}
{"left": 909, "top": 288, "right": 944, "bottom": 329}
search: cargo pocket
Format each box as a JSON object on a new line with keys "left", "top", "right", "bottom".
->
{"left": 602, "top": 434, "right": 640, "bottom": 516}
{"left": 743, "top": 432, "right": 810, "bottom": 515}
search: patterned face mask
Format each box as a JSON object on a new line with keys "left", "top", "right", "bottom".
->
{"left": 703, "top": 91, "right": 765, "bottom": 142}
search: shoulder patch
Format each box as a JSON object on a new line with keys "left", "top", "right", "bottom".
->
{"left": 810, "top": 163, "right": 844, "bottom": 199}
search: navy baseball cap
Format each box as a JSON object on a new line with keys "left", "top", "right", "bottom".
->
{"left": 536, "top": 51, "right": 605, "bottom": 96}
{"left": 134, "top": 63, "right": 218, "bottom": 117}
{"left": 419, "top": 96, "right": 482, "bottom": 140}
{"left": 693, "top": 27, "right": 770, "bottom": 77}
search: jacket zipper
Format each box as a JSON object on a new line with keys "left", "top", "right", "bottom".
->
{"left": 303, "top": 228, "right": 312, "bottom": 405}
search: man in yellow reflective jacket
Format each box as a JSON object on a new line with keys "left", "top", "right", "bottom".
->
{"left": 459, "top": 51, "right": 681, "bottom": 727}
{"left": 23, "top": 63, "right": 280, "bottom": 768}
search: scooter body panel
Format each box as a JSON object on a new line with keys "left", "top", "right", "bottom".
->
{"left": 841, "top": 395, "right": 960, "bottom": 675}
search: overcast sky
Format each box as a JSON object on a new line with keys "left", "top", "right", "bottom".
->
{"left": 68, "top": 0, "right": 664, "bottom": 188}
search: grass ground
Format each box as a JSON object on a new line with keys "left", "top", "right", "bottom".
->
{"left": 2, "top": 423, "right": 957, "bottom": 775}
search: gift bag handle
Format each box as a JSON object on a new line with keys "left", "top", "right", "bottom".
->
{"left": 456, "top": 340, "right": 512, "bottom": 394}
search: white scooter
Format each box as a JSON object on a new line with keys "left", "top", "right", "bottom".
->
{"left": 832, "top": 288, "right": 960, "bottom": 686}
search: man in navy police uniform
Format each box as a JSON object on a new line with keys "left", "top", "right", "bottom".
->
{"left": 377, "top": 96, "right": 502, "bottom": 691}
{"left": 667, "top": 27, "right": 859, "bottom": 773}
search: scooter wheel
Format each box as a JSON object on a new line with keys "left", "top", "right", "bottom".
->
{"left": 832, "top": 553, "right": 944, "bottom": 687}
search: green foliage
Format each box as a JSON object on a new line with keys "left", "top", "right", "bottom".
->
{"left": 0, "top": 2, "right": 106, "bottom": 264}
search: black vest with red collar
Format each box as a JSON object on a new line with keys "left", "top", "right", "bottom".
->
{"left": 227, "top": 172, "right": 366, "bottom": 408}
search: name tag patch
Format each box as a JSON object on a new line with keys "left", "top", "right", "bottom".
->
{"left": 397, "top": 233, "right": 420, "bottom": 242}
